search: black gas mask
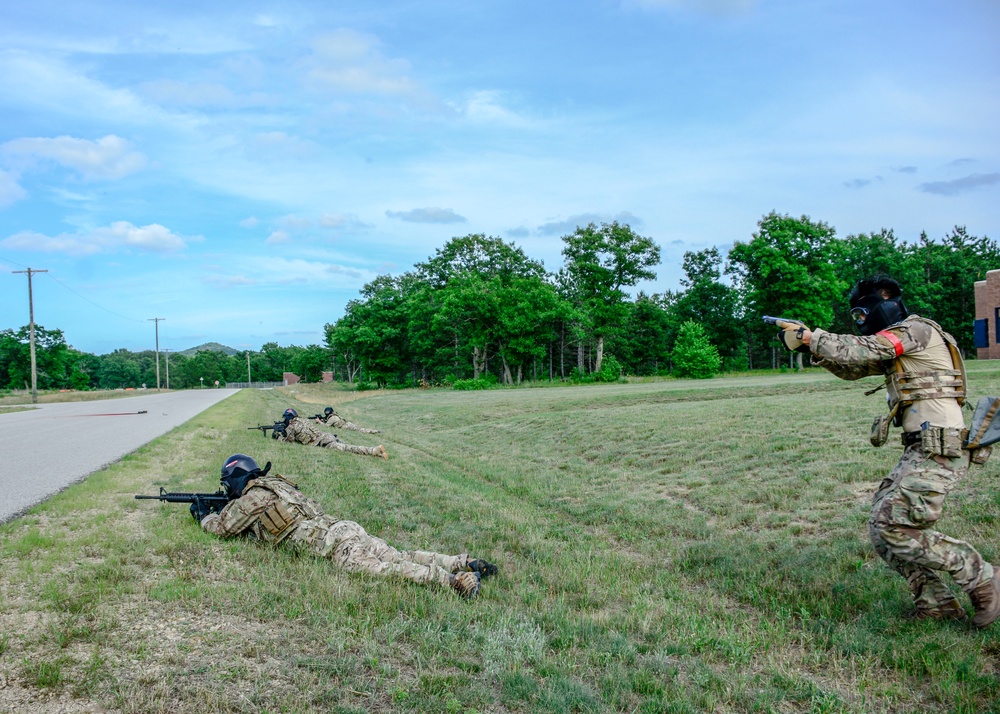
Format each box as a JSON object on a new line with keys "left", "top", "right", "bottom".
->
{"left": 848, "top": 276, "right": 908, "bottom": 336}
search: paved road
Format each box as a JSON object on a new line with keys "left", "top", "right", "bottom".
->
{"left": 0, "top": 389, "right": 239, "bottom": 524}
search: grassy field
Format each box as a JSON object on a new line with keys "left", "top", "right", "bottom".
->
{"left": 2, "top": 366, "right": 1000, "bottom": 713}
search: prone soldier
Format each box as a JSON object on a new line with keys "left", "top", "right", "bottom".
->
{"left": 313, "top": 406, "right": 381, "bottom": 434}
{"left": 191, "top": 454, "right": 497, "bottom": 598}
{"left": 277, "top": 408, "right": 388, "bottom": 461}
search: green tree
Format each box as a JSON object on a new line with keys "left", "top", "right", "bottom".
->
{"left": 727, "top": 212, "right": 846, "bottom": 369}
{"left": 561, "top": 221, "right": 660, "bottom": 373}
{"left": 672, "top": 247, "right": 744, "bottom": 369}
{"left": 671, "top": 321, "right": 720, "bottom": 379}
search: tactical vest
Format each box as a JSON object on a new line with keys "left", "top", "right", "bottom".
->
{"left": 881, "top": 316, "right": 966, "bottom": 422}
{"left": 247, "top": 475, "right": 322, "bottom": 544}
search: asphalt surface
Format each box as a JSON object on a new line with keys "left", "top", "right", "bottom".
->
{"left": 0, "top": 389, "right": 239, "bottom": 524}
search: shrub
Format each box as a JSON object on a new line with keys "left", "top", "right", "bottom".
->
{"left": 671, "top": 321, "right": 721, "bottom": 379}
{"left": 594, "top": 355, "right": 623, "bottom": 383}
{"left": 452, "top": 373, "right": 498, "bottom": 390}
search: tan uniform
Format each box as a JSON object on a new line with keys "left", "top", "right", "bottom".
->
{"left": 811, "top": 315, "right": 993, "bottom": 615}
{"left": 201, "top": 475, "right": 470, "bottom": 588}
{"left": 279, "top": 417, "right": 381, "bottom": 457}
{"left": 318, "top": 411, "right": 381, "bottom": 434}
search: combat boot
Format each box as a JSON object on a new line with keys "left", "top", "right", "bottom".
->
{"left": 911, "top": 600, "right": 966, "bottom": 621}
{"left": 970, "top": 570, "right": 1000, "bottom": 628}
{"left": 467, "top": 559, "right": 499, "bottom": 579}
{"left": 375, "top": 445, "right": 389, "bottom": 461}
{"left": 450, "top": 571, "right": 481, "bottom": 599}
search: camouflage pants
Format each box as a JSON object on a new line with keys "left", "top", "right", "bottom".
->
{"left": 869, "top": 445, "right": 994, "bottom": 613}
{"left": 328, "top": 415, "right": 379, "bottom": 434}
{"left": 312, "top": 433, "right": 378, "bottom": 457}
{"left": 287, "top": 515, "right": 468, "bottom": 588}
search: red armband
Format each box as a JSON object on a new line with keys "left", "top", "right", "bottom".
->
{"left": 876, "top": 330, "right": 904, "bottom": 357}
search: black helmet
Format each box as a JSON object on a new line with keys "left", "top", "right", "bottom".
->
{"left": 282, "top": 408, "right": 298, "bottom": 423}
{"left": 324, "top": 407, "right": 334, "bottom": 416}
{"left": 220, "top": 454, "right": 270, "bottom": 498}
{"left": 848, "top": 275, "right": 908, "bottom": 336}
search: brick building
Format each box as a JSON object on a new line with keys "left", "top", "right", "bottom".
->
{"left": 974, "top": 269, "right": 1000, "bottom": 359}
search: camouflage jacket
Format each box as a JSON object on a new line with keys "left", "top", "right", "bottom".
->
{"left": 810, "top": 315, "right": 965, "bottom": 432}
{"left": 279, "top": 417, "right": 325, "bottom": 445}
{"left": 201, "top": 475, "right": 323, "bottom": 543}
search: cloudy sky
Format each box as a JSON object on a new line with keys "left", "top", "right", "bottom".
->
{"left": 1, "top": 0, "right": 997, "bottom": 355}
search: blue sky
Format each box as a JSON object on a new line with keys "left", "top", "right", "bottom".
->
{"left": 1, "top": 0, "right": 997, "bottom": 355}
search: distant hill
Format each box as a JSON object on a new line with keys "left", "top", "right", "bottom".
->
{"left": 178, "top": 342, "right": 239, "bottom": 357}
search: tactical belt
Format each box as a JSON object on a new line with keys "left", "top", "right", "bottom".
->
{"left": 901, "top": 431, "right": 922, "bottom": 447}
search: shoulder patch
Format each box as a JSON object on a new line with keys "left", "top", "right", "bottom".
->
{"left": 876, "top": 330, "right": 905, "bottom": 357}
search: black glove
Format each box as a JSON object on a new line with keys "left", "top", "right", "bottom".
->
{"left": 190, "top": 498, "right": 211, "bottom": 522}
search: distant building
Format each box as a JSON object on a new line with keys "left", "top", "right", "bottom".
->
{"left": 974, "top": 270, "right": 1000, "bottom": 359}
{"left": 283, "top": 372, "right": 300, "bottom": 386}
{"left": 322, "top": 371, "right": 333, "bottom": 382}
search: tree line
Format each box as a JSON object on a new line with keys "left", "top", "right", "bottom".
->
{"left": 324, "top": 212, "right": 999, "bottom": 387}
{"left": 0, "top": 332, "right": 334, "bottom": 392}
{"left": 3, "top": 211, "right": 996, "bottom": 393}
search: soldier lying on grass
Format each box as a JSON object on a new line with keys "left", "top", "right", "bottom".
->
{"left": 192, "top": 453, "right": 498, "bottom": 599}
{"left": 278, "top": 408, "right": 388, "bottom": 461}
{"left": 312, "top": 406, "right": 381, "bottom": 434}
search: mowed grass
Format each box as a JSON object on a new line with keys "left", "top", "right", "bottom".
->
{"left": 2, "top": 366, "right": 1000, "bottom": 713}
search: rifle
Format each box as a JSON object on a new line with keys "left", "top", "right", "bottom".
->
{"left": 762, "top": 315, "right": 810, "bottom": 353}
{"left": 135, "top": 487, "right": 230, "bottom": 514}
{"left": 306, "top": 414, "right": 324, "bottom": 421}
{"left": 248, "top": 422, "right": 287, "bottom": 438}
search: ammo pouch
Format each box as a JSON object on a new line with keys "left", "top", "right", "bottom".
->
{"left": 259, "top": 500, "right": 304, "bottom": 543}
{"left": 970, "top": 445, "right": 993, "bottom": 466}
{"left": 919, "top": 422, "right": 965, "bottom": 458}
{"left": 870, "top": 415, "right": 891, "bottom": 447}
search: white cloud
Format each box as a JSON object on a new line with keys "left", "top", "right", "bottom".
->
{"left": 266, "top": 230, "right": 291, "bottom": 244}
{"left": 239, "top": 216, "right": 259, "bottom": 228}
{"left": 278, "top": 215, "right": 313, "bottom": 231}
{"left": 453, "top": 90, "right": 531, "bottom": 127}
{"left": 536, "top": 211, "right": 644, "bottom": 236}
{"left": 305, "top": 29, "right": 423, "bottom": 97}
{"left": 212, "top": 256, "right": 372, "bottom": 287}
{"left": 320, "top": 212, "right": 371, "bottom": 231}
{"left": 0, "top": 169, "right": 27, "bottom": 207}
{"left": 1, "top": 135, "right": 146, "bottom": 180}
{"left": 385, "top": 207, "right": 467, "bottom": 224}
{"left": 136, "top": 79, "right": 272, "bottom": 109}
{"left": 627, "top": 0, "right": 756, "bottom": 15}
{"left": 1, "top": 221, "right": 189, "bottom": 256}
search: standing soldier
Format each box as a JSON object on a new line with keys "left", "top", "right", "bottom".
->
{"left": 278, "top": 408, "right": 388, "bottom": 461}
{"left": 194, "top": 454, "right": 497, "bottom": 598}
{"left": 785, "top": 275, "right": 999, "bottom": 627}
{"left": 314, "top": 406, "right": 381, "bottom": 434}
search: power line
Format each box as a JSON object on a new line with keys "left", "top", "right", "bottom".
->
{"left": 0, "top": 254, "right": 30, "bottom": 270}
{"left": 43, "top": 272, "right": 144, "bottom": 323}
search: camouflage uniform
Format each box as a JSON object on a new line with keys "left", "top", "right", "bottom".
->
{"left": 317, "top": 410, "right": 381, "bottom": 434}
{"left": 279, "top": 417, "right": 384, "bottom": 458}
{"left": 811, "top": 315, "right": 994, "bottom": 618}
{"left": 201, "top": 475, "right": 472, "bottom": 589}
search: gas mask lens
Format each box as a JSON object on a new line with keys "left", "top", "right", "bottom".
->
{"left": 850, "top": 307, "right": 869, "bottom": 326}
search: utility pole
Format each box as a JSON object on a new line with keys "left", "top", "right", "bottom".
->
{"left": 148, "top": 318, "right": 165, "bottom": 390}
{"left": 164, "top": 349, "right": 171, "bottom": 389}
{"left": 12, "top": 267, "right": 48, "bottom": 404}
{"left": 247, "top": 353, "right": 252, "bottom": 386}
